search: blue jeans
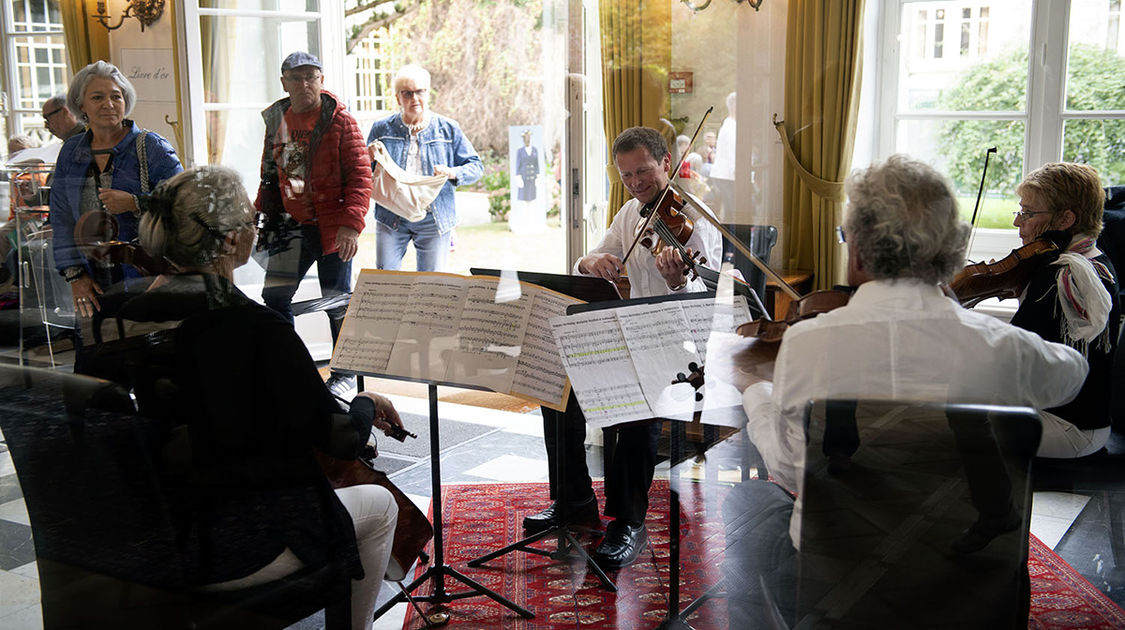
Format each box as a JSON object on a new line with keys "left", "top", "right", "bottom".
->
{"left": 375, "top": 213, "right": 451, "bottom": 272}
{"left": 262, "top": 223, "right": 351, "bottom": 343}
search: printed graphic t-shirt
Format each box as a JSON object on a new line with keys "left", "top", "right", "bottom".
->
{"left": 276, "top": 106, "right": 320, "bottom": 222}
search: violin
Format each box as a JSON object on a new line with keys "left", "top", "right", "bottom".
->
{"left": 634, "top": 185, "right": 708, "bottom": 279}
{"left": 949, "top": 230, "right": 1069, "bottom": 308}
{"left": 73, "top": 208, "right": 167, "bottom": 275}
{"left": 947, "top": 145, "right": 1069, "bottom": 308}
{"left": 737, "top": 288, "right": 853, "bottom": 343}
{"left": 621, "top": 108, "right": 714, "bottom": 283}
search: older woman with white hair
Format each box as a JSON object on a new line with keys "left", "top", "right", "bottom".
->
{"left": 49, "top": 60, "right": 182, "bottom": 325}
{"left": 725, "top": 155, "right": 1088, "bottom": 629}
{"left": 106, "top": 165, "right": 401, "bottom": 630}
{"left": 366, "top": 64, "right": 482, "bottom": 272}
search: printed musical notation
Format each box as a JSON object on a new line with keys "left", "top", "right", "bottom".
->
{"left": 550, "top": 297, "right": 750, "bottom": 428}
{"left": 511, "top": 290, "right": 576, "bottom": 403}
{"left": 330, "top": 269, "right": 582, "bottom": 410}
{"left": 551, "top": 311, "right": 650, "bottom": 427}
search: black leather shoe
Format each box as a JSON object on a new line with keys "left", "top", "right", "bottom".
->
{"left": 593, "top": 520, "right": 648, "bottom": 569}
{"left": 522, "top": 495, "right": 599, "bottom": 533}
{"left": 951, "top": 511, "right": 1022, "bottom": 555}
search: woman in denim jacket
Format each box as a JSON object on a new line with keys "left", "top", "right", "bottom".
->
{"left": 50, "top": 61, "right": 183, "bottom": 320}
{"left": 366, "top": 65, "right": 482, "bottom": 272}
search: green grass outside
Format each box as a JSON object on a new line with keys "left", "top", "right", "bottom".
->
{"left": 956, "top": 195, "right": 1018, "bottom": 229}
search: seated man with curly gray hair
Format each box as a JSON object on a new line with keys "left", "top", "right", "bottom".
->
{"left": 723, "top": 155, "right": 1089, "bottom": 629}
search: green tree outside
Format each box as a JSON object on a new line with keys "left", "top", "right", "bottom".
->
{"left": 938, "top": 45, "right": 1125, "bottom": 199}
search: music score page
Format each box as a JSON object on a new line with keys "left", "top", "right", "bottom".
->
{"left": 331, "top": 269, "right": 582, "bottom": 410}
{"left": 550, "top": 296, "right": 752, "bottom": 428}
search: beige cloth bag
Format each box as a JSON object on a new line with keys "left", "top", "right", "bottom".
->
{"left": 368, "top": 140, "right": 447, "bottom": 222}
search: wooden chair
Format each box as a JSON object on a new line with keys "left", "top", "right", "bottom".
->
{"left": 0, "top": 365, "right": 353, "bottom": 629}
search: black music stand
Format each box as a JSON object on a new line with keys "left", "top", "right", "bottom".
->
{"left": 361, "top": 379, "right": 534, "bottom": 623}
{"left": 465, "top": 269, "right": 621, "bottom": 591}
{"left": 565, "top": 292, "right": 746, "bottom": 629}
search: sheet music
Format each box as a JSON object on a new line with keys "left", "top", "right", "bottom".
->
{"left": 511, "top": 289, "right": 581, "bottom": 407}
{"left": 681, "top": 294, "right": 752, "bottom": 357}
{"left": 551, "top": 311, "right": 651, "bottom": 427}
{"left": 387, "top": 274, "right": 468, "bottom": 381}
{"left": 330, "top": 271, "right": 414, "bottom": 374}
{"left": 551, "top": 296, "right": 753, "bottom": 428}
{"left": 445, "top": 284, "right": 533, "bottom": 393}
{"left": 331, "top": 269, "right": 576, "bottom": 410}
{"left": 615, "top": 302, "right": 702, "bottom": 421}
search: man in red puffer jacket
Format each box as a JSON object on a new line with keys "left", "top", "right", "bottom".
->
{"left": 256, "top": 51, "right": 372, "bottom": 398}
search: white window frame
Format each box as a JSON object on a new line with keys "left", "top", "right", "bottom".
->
{"left": 876, "top": 0, "right": 1125, "bottom": 189}
{"left": 0, "top": 0, "right": 66, "bottom": 143}
{"left": 175, "top": 1, "right": 344, "bottom": 167}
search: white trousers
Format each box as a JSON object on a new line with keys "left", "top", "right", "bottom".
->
{"left": 203, "top": 484, "right": 398, "bottom": 630}
{"left": 1037, "top": 411, "right": 1111, "bottom": 459}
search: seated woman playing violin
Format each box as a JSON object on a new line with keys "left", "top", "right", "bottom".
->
{"left": 1009, "top": 163, "right": 1121, "bottom": 458}
{"left": 727, "top": 155, "right": 1088, "bottom": 630}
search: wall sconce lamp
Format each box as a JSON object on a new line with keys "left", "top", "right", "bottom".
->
{"left": 682, "top": 0, "right": 763, "bottom": 13}
{"left": 91, "top": 0, "right": 165, "bottom": 31}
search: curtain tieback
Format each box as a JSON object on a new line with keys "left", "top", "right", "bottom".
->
{"left": 773, "top": 114, "right": 845, "bottom": 202}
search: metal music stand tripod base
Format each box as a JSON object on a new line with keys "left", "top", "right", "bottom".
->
{"left": 371, "top": 384, "right": 534, "bottom": 622}
{"left": 466, "top": 404, "right": 617, "bottom": 592}
{"left": 657, "top": 396, "right": 727, "bottom": 629}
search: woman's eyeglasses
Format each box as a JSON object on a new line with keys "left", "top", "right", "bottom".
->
{"left": 1012, "top": 210, "right": 1052, "bottom": 221}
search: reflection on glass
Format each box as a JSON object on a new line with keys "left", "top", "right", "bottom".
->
{"left": 896, "top": 118, "right": 1022, "bottom": 228}
{"left": 1063, "top": 119, "right": 1125, "bottom": 187}
{"left": 898, "top": 1, "right": 1030, "bottom": 112}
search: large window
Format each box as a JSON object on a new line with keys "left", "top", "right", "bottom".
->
{"left": 0, "top": 0, "right": 66, "bottom": 148}
{"left": 876, "top": 0, "right": 1125, "bottom": 258}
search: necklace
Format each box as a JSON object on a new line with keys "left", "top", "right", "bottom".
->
{"left": 404, "top": 113, "right": 429, "bottom": 134}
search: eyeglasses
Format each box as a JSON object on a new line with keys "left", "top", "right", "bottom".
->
{"left": 42, "top": 106, "right": 64, "bottom": 122}
{"left": 1012, "top": 210, "right": 1052, "bottom": 221}
{"left": 835, "top": 225, "right": 846, "bottom": 244}
{"left": 398, "top": 88, "right": 428, "bottom": 100}
{"left": 283, "top": 72, "right": 322, "bottom": 84}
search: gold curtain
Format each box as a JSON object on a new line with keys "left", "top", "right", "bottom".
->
{"left": 200, "top": 13, "right": 235, "bottom": 164}
{"left": 599, "top": 0, "right": 670, "bottom": 225}
{"left": 59, "top": 0, "right": 110, "bottom": 75}
{"left": 780, "top": 0, "right": 864, "bottom": 290}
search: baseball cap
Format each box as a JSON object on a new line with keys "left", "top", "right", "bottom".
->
{"left": 281, "top": 51, "right": 322, "bottom": 73}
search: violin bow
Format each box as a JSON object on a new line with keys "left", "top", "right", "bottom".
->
{"left": 966, "top": 147, "right": 997, "bottom": 261}
{"left": 668, "top": 180, "right": 802, "bottom": 301}
{"left": 621, "top": 107, "right": 714, "bottom": 267}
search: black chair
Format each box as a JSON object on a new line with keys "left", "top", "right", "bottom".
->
{"left": 790, "top": 399, "right": 1041, "bottom": 629}
{"left": 721, "top": 223, "right": 778, "bottom": 303}
{"left": 0, "top": 364, "right": 353, "bottom": 629}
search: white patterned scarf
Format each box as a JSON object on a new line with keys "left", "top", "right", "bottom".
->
{"left": 1050, "top": 234, "right": 1113, "bottom": 354}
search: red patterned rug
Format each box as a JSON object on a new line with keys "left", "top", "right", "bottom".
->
{"left": 401, "top": 481, "right": 1125, "bottom": 629}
